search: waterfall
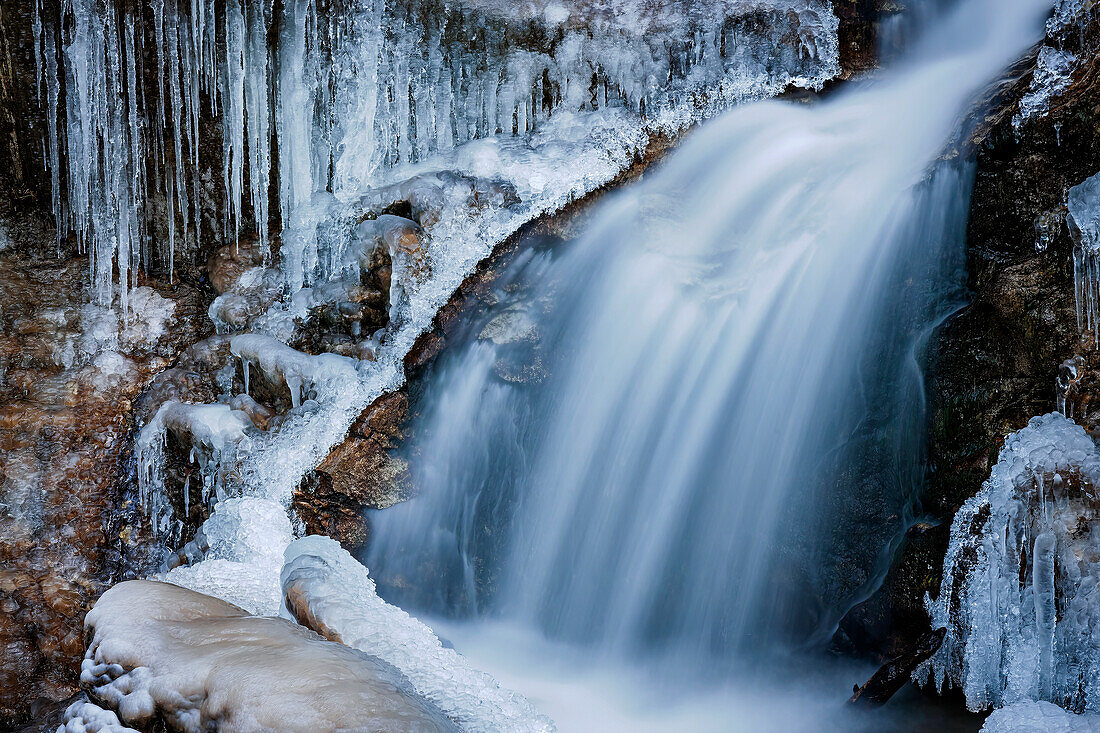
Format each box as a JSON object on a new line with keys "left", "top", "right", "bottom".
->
{"left": 368, "top": 0, "right": 1051, "bottom": 671}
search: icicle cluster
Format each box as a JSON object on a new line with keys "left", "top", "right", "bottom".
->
{"left": 1070, "top": 171, "right": 1100, "bottom": 342}
{"left": 33, "top": 0, "right": 839, "bottom": 308}
{"left": 920, "top": 413, "right": 1100, "bottom": 713}
{"left": 33, "top": 0, "right": 342, "bottom": 305}
{"left": 135, "top": 400, "right": 255, "bottom": 540}
{"left": 331, "top": 0, "right": 838, "bottom": 193}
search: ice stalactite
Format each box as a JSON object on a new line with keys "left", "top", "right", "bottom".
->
{"left": 920, "top": 414, "right": 1100, "bottom": 713}
{"left": 135, "top": 400, "right": 255, "bottom": 540}
{"left": 1069, "top": 171, "right": 1100, "bottom": 343}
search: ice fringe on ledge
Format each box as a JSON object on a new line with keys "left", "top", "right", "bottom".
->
{"left": 135, "top": 401, "right": 254, "bottom": 540}
{"left": 230, "top": 334, "right": 359, "bottom": 409}
{"left": 33, "top": 0, "right": 840, "bottom": 306}
{"left": 919, "top": 413, "right": 1100, "bottom": 716}
{"left": 282, "top": 536, "right": 555, "bottom": 733}
{"left": 1069, "top": 171, "right": 1100, "bottom": 341}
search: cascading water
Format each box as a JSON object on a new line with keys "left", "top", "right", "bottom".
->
{"left": 368, "top": 0, "right": 1051, "bottom": 699}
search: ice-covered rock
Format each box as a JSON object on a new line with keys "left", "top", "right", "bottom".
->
{"left": 920, "top": 413, "right": 1100, "bottom": 713}
{"left": 282, "top": 536, "right": 555, "bottom": 732}
{"left": 1012, "top": 46, "right": 1077, "bottom": 131}
{"left": 81, "top": 580, "right": 457, "bottom": 732}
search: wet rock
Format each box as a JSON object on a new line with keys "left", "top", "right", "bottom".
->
{"left": 0, "top": 245, "right": 210, "bottom": 726}
{"left": 849, "top": 627, "right": 946, "bottom": 705}
{"left": 842, "top": 14, "right": 1100, "bottom": 659}
{"left": 295, "top": 393, "right": 411, "bottom": 555}
{"left": 206, "top": 236, "right": 268, "bottom": 295}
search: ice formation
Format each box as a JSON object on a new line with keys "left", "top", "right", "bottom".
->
{"left": 164, "top": 497, "right": 293, "bottom": 615}
{"left": 1012, "top": 46, "right": 1078, "bottom": 132}
{"left": 281, "top": 536, "right": 554, "bottom": 733}
{"left": 920, "top": 413, "right": 1100, "bottom": 713}
{"left": 135, "top": 401, "right": 254, "bottom": 539}
{"left": 1069, "top": 171, "right": 1100, "bottom": 341}
{"left": 57, "top": 700, "right": 141, "bottom": 733}
{"left": 33, "top": 0, "right": 840, "bottom": 305}
{"left": 230, "top": 334, "right": 358, "bottom": 408}
{"left": 80, "top": 580, "right": 457, "bottom": 732}
{"left": 1049, "top": 0, "right": 1098, "bottom": 36}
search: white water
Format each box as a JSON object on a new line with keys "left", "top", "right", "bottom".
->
{"left": 365, "top": 0, "right": 1051, "bottom": 716}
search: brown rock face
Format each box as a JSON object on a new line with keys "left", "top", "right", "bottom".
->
{"left": 0, "top": 237, "right": 211, "bottom": 726}
{"left": 295, "top": 392, "right": 411, "bottom": 555}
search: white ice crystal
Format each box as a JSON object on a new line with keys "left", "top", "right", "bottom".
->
{"left": 1012, "top": 46, "right": 1077, "bottom": 131}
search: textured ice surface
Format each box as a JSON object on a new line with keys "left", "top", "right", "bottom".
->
{"left": 1069, "top": 171, "right": 1100, "bottom": 340}
{"left": 982, "top": 701, "right": 1099, "bottom": 732}
{"left": 80, "top": 580, "right": 456, "bottom": 732}
{"left": 282, "top": 536, "right": 554, "bottom": 732}
{"left": 1048, "top": 0, "right": 1097, "bottom": 36}
{"left": 921, "top": 413, "right": 1100, "bottom": 713}
{"left": 163, "top": 497, "right": 293, "bottom": 615}
{"left": 1012, "top": 46, "right": 1077, "bottom": 131}
{"left": 57, "top": 700, "right": 141, "bottom": 733}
